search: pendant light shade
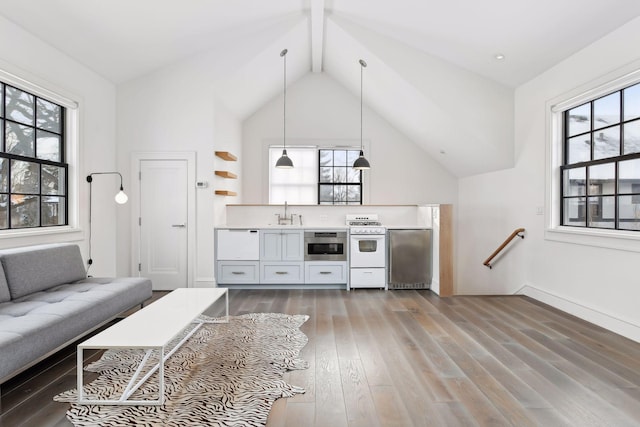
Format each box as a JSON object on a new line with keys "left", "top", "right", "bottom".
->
{"left": 275, "top": 148, "right": 293, "bottom": 168}
{"left": 353, "top": 59, "right": 370, "bottom": 170}
{"left": 276, "top": 48, "right": 293, "bottom": 169}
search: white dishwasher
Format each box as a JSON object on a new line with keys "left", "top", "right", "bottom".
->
{"left": 216, "top": 229, "right": 260, "bottom": 260}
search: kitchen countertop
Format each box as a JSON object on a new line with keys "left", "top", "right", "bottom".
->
{"left": 216, "top": 225, "right": 350, "bottom": 230}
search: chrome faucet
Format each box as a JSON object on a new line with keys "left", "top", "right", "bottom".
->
{"left": 275, "top": 201, "right": 296, "bottom": 225}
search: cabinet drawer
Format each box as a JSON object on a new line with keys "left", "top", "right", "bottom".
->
{"left": 260, "top": 262, "right": 304, "bottom": 283}
{"left": 350, "top": 268, "right": 386, "bottom": 288}
{"left": 217, "top": 261, "right": 259, "bottom": 284}
{"left": 305, "top": 262, "right": 347, "bottom": 284}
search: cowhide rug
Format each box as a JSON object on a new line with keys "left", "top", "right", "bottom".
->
{"left": 55, "top": 313, "right": 309, "bottom": 426}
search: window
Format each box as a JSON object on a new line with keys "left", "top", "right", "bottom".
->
{"left": 561, "top": 82, "right": 640, "bottom": 231}
{"left": 319, "top": 149, "right": 362, "bottom": 205}
{"left": 269, "top": 147, "right": 318, "bottom": 204}
{"left": 0, "top": 82, "right": 67, "bottom": 229}
{"left": 268, "top": 147, "right": 363, "bottom": 205}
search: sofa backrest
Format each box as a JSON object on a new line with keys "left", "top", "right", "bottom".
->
{"left": 0, "top": 243, "right": 87, "bottom": 300}
{"left": 0, "top": 261, "right": 10, "bottom": 303}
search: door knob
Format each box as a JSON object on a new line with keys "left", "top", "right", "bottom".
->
{"left": 171, "top": 224, "right": 186, "bottom": 228}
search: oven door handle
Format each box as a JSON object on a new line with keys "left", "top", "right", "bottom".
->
{"left": 352, "top": 235, "right": 385, "bottom": 240}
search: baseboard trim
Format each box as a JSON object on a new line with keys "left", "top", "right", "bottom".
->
{"left": 517, "top": 284, "right": 640, "bottom": 343}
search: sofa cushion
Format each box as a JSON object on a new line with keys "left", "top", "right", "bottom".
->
{"left": 0, "top": 244, "right": 87, "bottom": 300}
{"left": 0, "top": 276, "right": 152, "bottom": 381}
{"left": 0, "top": 262, "right": 10, "bottom": 303}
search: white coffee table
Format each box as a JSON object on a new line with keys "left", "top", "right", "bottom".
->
{"left": 77, "top": 287, "right": 228, "bottom": 405}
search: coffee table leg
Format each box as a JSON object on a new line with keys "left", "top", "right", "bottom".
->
{"left": 77, "top": 347, "right": 84, "bottom": 402}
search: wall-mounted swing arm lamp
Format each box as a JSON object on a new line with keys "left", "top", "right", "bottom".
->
{"left": 353, "top": 59, "right": 371, "bottom": 170}
{"left": 86, "top": 172, "right": 128, "bottom": 270}
{"left": 275, "top": 48, "right": 294, "bottom": 169}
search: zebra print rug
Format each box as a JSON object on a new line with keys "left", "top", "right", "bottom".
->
{"left": 54, "top": 313, "right": 309, "bottom": 426}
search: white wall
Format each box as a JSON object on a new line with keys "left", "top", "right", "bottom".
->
{"left": 242, "top": 73, "right": 458, "bottom": 205}
{"left": 116, "top": 60, "right": 243, "bottom": 285}
{"left": 0, "top": 15, "right": 117, "bottom": 275}
{"left": 458, "top": 17, "right": 640, "bottom": 341}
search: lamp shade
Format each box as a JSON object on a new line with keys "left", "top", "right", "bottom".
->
{"left": 353, "top": 150, "right": 370, "bottom": 170}
{"left": 275, "top": 149, "right": 294, "bottom": 168}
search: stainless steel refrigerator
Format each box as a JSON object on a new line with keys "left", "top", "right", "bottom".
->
{"left": 388, "top": 229, "right": 432, "bottom": 289}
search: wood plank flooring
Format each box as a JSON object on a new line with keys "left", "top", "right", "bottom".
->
{"left": 1, "top": 289, "right": 640, "bottom": 426}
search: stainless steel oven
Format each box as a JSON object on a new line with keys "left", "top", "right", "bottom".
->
{"left": 304, "top": 231, "right": 347, "bottom": 261}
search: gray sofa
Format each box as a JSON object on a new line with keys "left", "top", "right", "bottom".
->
{"left": 0, "top": 243, "right": 152, "bottom": 385}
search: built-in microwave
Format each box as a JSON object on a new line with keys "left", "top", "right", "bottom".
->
{"left": 304, "top": 231, "right": 347, "bottom": 261}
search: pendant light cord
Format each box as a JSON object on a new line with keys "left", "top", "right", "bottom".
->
{"left": 283, "top": 50, "right": 287, "bottom": 151}
{"left": 360, "top": 61, "right": 363, "bottom": 151}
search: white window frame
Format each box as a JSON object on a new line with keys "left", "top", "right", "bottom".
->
{"left": 546, "top": 65, "right": 640, "bottom": 252}
{"left": 0, "top": 67, "right": 81, "bottom": 241}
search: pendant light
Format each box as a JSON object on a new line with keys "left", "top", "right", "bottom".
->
{"left": 353, "top": 59, "right": 370, "bottom": 170}
{"left": 275, "top": 48, "right": 293, "bottom": 168}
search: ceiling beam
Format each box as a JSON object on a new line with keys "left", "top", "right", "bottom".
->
{"left": 311, "top": 0, "right": 324, "bottom": 72}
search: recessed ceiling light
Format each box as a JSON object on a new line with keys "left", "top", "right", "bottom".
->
{"left": 494, "top": 54, "right": 506, "bottom": 60}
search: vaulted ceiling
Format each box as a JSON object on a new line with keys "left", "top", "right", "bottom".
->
{"left": 2, "top": 0, "right": 640, "bottom": 176}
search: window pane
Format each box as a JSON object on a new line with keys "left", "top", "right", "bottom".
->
{"left": 623, "top": 120, "right": 640, "bottom": 155}
{"left": 6, "top": 121, "right": 35, "bottom": 156}
{"left": 588, "top": 163, "right": 615, "bottom": 195}
{"left": 334, "top": 185, "right": 347, "bottom": 202}
{"left": 36, "top": 98, "right": 62, "bottom": 133}
{"left": 593, "top": 126, "right": 620, "bottom": 160}
{"left": 319, "top": 150, "right": 333, "bottom": 166}
{"left": 567, "top": 134, "right": 590, "bottom": 164}
{"left": 593, "top": 92, "right": 620, "bottom": 130}
{"left": 42, "top": 165, "right": 65, "bottom": 195}
{"left": 347, "top": 167, "right": 360, "bottom": 183}
{"left": 334, "top": 150, "right": 347, "bottom": 166}
{"left": 0, "top": 83, "right": 3, "bottom": 117}
{"left": 563, "top": 197, "right": 585, "bottom": 226}
{"left": 618, "top": 195, "right": 640, "bottom": 230}
{"left": 5, "top": 86, "right": 34, "bottom": 125}
{"left": 0, "top": 195, "right": 6, "bottom": 229}
{"left": 11, "top": 160, "right": 39, "bottom": 193}
{"left": 334, "top": 167, "right": 347, "bottom": 183}
{"left": 36, "top": 130, "right": 61, "bottom": 161}
{"left": 618, "top": 158, "right": 640, "bottom": 195}
{"left": 42, "top": 196, "right": 65, "bottom": 226}
{"left": 347, "top": 185, "right": 360, "bottom": 202}
{"left": 347, "top": 150, "right": 360, "bottom": 166}
{"left": 587, "top": 196, "right": 615, "bottom": 228}
{"left": 319, "top": 167, "right": 332, "bottom": 183}
{"left": 567, "top": 103, "right": 590, "bottom": 137}
{"left": 319, "top": 184, "right": 333, "bottom": 202}
{"left": 624, "top": 83, "right": 640, "bottom": 121}
{"left": 0, "top": 158, "right": 7, "bottom": 192}
{"left": 10, "top": 195, "right": 39, "bottom": 228}
{"left": 563, "top": 167, "right": 585, "bottom": 196}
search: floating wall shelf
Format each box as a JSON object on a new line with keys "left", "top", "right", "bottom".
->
{"left": 215, "top": 151, "right": 237, "bottom": 161}
{"left": 215, "top": 190, "right": 237, "bottom": 196}
{"left": 215, "top": 171, "right": 237, "bottom": 179}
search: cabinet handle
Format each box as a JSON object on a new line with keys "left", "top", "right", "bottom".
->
{"left": 319, "top": 271, "right": 332, "bottom": 275}
{"left": 275, "top": 271, "right": 288, "bottom": 275}
{"left": 231, "top": 271, "right": 246, "bottom": 275}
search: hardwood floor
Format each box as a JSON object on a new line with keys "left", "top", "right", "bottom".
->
{"left": 1, "top": 289, "right": 640, "bottom": 426}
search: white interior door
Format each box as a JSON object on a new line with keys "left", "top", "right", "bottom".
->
{"left": 140, "top": 159, "right": 188, "bottom": 290}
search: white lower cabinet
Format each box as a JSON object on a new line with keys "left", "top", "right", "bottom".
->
{"left": 217, "top": 261, "right": 260, "bottom": 284}
{"left": 305, "top": 262, "right": 348, "bottom": 284}
{"left": 350, "top": 268, "right": 386, "bottom": 288}
{"left": 260, "top": 262, "right": 304, "bottom": 284}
